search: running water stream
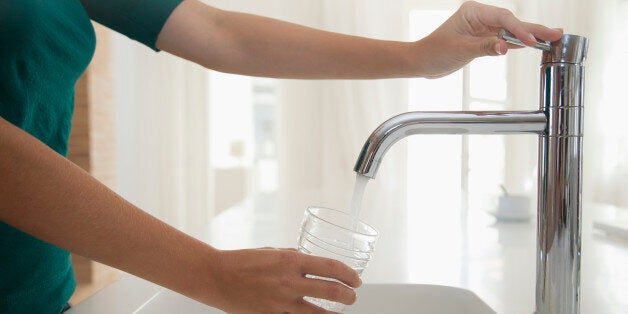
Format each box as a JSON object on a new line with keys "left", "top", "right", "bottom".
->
{"left": 348, "top": 173, "right": 370, "bottom": 228}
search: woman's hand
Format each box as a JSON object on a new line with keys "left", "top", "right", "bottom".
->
{"left": 414, "top": 1, "right": 563, "bottom": 78}
{"left": 207, "top": 248, "right": 361, "bottom": 314}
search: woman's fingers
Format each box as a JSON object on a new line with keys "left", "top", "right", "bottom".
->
{"left": 292, "top": 276, "right": 357, "bottom": 305}
{"left": 297, "top": 254, "right": 361, "bottom": 288}
{"left": 297, "top": 298, "right": 342, "bottom": 314}
{"left": 464, "top": 1, "right": 562, "bottom": 45}
{"left": 471, "top": 2, "right": 534, "bottom": 44}
{"left": 523, "top": 22, "right": 563, "bottom": 42}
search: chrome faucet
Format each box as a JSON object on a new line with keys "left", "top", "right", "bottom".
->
{"left": 354, "top": 32, "right": 588, "bottom": 314}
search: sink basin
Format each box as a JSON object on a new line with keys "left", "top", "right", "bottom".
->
{"left": 346, "top": 284, "right": 495, "bottom": 314}
{"left": 135, "top": 284, "right": 495, "bottom": 314}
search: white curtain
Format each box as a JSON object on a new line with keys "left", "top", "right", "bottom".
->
{"left": 112, "top": 34, "right": 212, "bottom": 235}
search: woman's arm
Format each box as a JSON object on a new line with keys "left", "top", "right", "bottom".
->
{"left": 155, "top": 0, "right": 562, "bottom": 79}
{"left": 0, "top": 116, "right": 360, "bottom": 313}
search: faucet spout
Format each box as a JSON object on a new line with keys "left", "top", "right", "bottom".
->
{"left": 353, "top": 111, "right": 547, "bottom": 179}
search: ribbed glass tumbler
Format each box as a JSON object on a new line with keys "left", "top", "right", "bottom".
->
{"left": 297, "top": 206, "right": 378, "bottom": 313}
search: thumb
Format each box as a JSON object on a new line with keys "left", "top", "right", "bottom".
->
{"left": 479, "top": 37, "right": 506, "bottom": 57}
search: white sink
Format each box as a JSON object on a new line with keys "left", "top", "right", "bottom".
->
{"left": 135, "top": 284, "right": 495, "bottom": 314}
{"left": 346, "top": 284, "right": 495, "bottom": 314}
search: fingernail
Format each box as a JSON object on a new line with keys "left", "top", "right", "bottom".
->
{"left": 528, "top": 33, "right": 538, "bottom": 44}
{"left": 494, "top": 43, "right": 502, "bottom": 55}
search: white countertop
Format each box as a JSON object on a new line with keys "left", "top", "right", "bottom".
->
{"left": 69, "top": 195, "right": 628, "bottom": 313}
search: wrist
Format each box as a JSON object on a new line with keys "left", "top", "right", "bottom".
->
{"left": 193, "top": 246, "right": 226, "bottom": 307}
{"left": 407, "top": 36, "right": 440, "bottom": 79}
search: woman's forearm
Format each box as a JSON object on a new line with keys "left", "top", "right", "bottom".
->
{"left": 0, "top": 117, "right": 221, "bottom": 305}
{"left": 156, "top": 0, "right": 425, "bottom": 79}
{"left": 156, "top": 0, "right": 562, "bottom": 80}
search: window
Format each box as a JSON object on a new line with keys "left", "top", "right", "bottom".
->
{"left": 210, "top": 72, "right": 254, "bottom": 169}
{"left": 407, "top": 8, "right": 510, "bottom": 213}
{"left": 251, "top": 78, "right": 279, "bottom": 193}
{"left": 209, "top": 72, "right": 279, "bottom": 211}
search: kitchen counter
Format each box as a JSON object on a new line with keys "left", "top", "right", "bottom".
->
{"left": 68, "top": 196, "right": 628, "bottom": 313}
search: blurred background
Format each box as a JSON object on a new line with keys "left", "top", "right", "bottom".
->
{"left": 69, "top": 0, "right": 627, "bottom": 303}
{"left": 109, "top": 0, "right": 627, "bottom": 233}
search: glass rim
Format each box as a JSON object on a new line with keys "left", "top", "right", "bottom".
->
{"left": 305, "top": 206, "right": 379, "bottom": 238}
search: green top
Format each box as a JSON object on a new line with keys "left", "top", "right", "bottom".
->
{"left": 0, "top": 0, "right": 182, "bottom": 312}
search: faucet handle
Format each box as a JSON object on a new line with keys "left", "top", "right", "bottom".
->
{"left": 498, "top": 29, "right": 551, "bottom": 52}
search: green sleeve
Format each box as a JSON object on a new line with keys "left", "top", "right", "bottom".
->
{"left": 79, "top": 0, "right": 184, "bottom": 51}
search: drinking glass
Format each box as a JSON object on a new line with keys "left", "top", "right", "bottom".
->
{"left": 297, "top": 206, "right": 378, "bottom": 312}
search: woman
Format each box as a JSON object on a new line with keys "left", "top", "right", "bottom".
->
{"left": 0, "top": 0, "right": 561, "bottom": 313}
